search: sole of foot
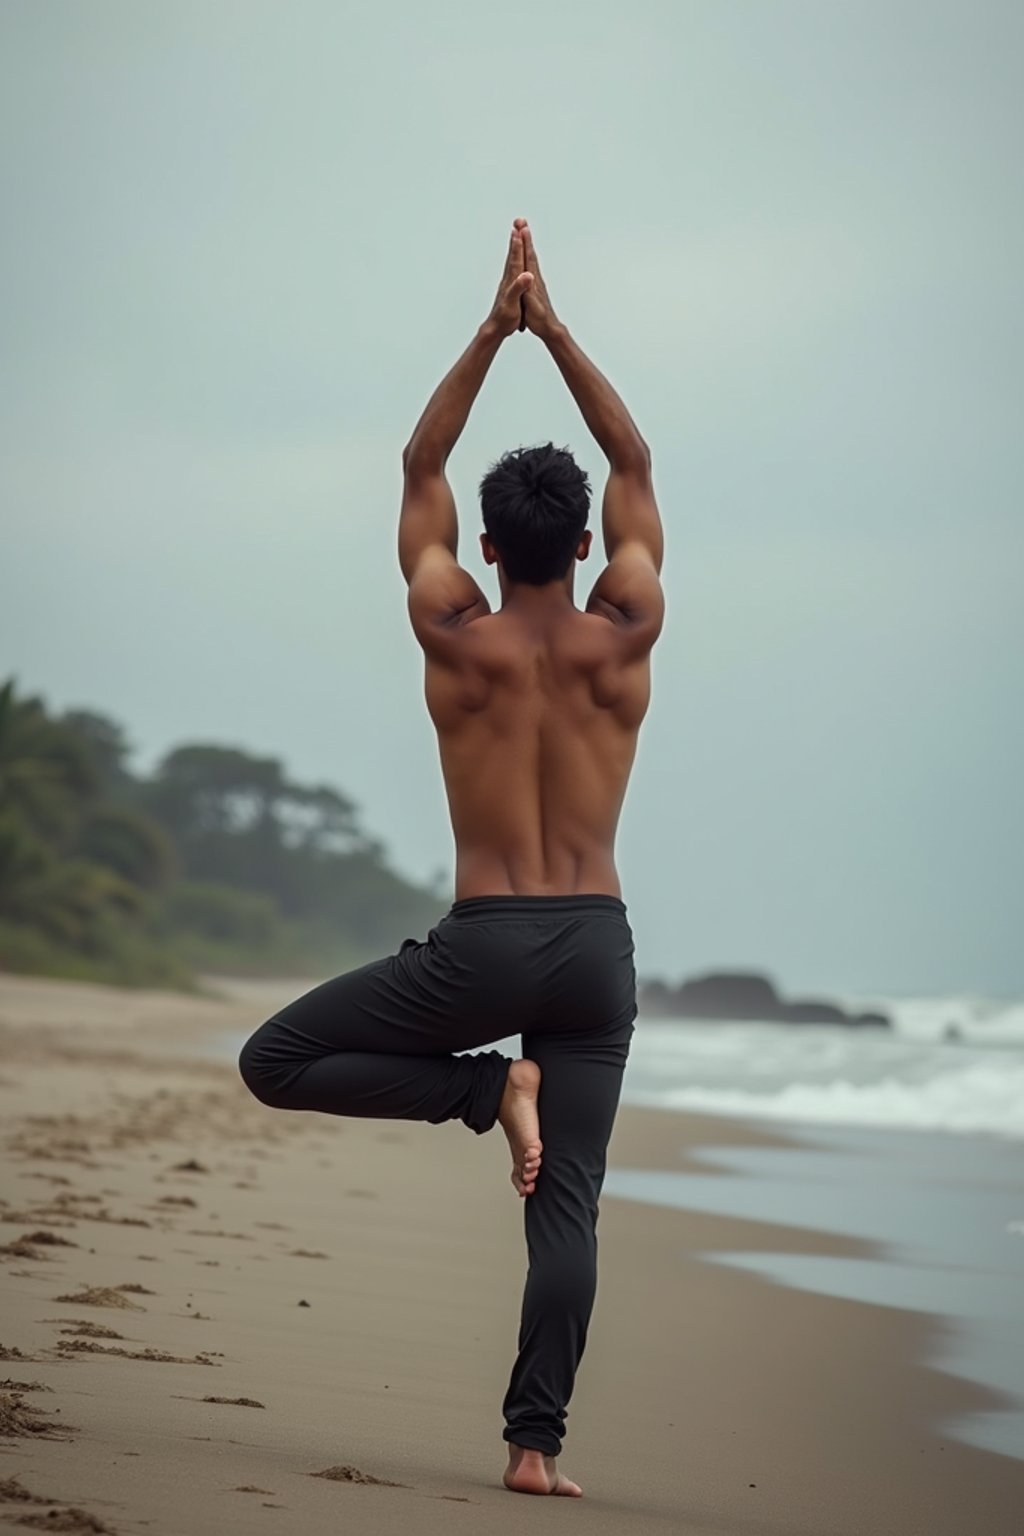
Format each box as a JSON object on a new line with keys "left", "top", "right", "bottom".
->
{"left": 497, "top": 1059, "right": 542, "bottom": 1197}
{"left": 503, "top": 1446, "right": 582, "bottom": 1497}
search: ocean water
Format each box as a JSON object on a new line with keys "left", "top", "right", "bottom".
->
{"left": 621, "top": 993, "right": 1024, "bottom": 1142}
{"left": 603, "top": 1123, "right": 1024, "bottom": 1464}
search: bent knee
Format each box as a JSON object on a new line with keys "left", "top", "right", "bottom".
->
{"left": 237, "top": 1020, "right": 290, "bottom": 1107}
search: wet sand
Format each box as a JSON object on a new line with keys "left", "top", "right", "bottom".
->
{"left": 0, "top": 972, "right": 1021, "bottom": 1534}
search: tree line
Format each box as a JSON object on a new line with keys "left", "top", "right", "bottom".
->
{"left": 0, "top": 676, "right": 446, "bottom": 989}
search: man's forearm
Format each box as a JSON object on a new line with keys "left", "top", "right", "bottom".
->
{"left": 402, "top": 321, "right": 504, "bottom": 471}
{"left": 544, "top": 324, "right": 649, "bottom": 467}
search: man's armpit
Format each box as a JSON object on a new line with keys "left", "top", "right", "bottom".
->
{"left": 406, "top": 551, "right": 490, "bottom": 642}
{"left": 586, "top": 551, "right": 664, "bottom": 631}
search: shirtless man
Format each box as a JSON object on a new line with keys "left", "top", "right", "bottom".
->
{"left": 238, "top": 218, "right": 664, "bottom": 1497}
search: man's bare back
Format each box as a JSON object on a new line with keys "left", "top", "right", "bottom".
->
{"left": 424, "top": 593, "right": 650, "bottom": 900}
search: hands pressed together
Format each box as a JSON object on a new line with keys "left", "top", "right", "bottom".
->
{"left": 487, "top": 218, "right": 561, "bottom": 341}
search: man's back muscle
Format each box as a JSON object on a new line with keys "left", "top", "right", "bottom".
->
{"left": 422, "top": 602, "right": 656, "bottom": 899}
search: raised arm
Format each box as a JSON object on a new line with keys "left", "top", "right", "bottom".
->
{"left": 545, "top": 327, "right": 663, "bottom": 572}
{"left": 519, "top": 221, "right": 664, "bottom": 641}
{"left": 399, "top": 224, "right": 532, "bottom": 641}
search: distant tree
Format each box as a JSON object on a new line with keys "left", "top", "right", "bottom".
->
{"left": 139, "top": 742, "right": 389, "bottom": 923}
{"left": 4, "top": 852, "right": 143, "bottom": 951}
{"left": 0, "top": 679, "right": 160, "bottom": 954}
{"left": 0, "top": 812, "right": 52, "bottom": 914}
{"left": 59, "top": 708, "right": 135, "bottom": 800}
{"left": 283, "top": 783, "right": 363, "bottom": 854}
{"left": 160, "top": 881, "right": 279, "bottom": 947}
{"left": 143, "top": 745, "right": 289, "bottom": 838}
{"left": 75, "top": 806, "right": 179, "bottom": 891}
{"left": 0, "top": 677, "right": 98, "bottom": 841}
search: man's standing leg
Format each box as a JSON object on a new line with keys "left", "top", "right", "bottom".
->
{"left": 501, "top": 1016, "right": 633, "bottom": 1495}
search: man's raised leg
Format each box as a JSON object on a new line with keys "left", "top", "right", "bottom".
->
{"left": 236, "top": 956, "right": 512, "bottom": 1134}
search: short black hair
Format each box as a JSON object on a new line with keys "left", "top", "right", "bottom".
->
{"left": 478, "top": 442, "right": 591, "bottom": 585}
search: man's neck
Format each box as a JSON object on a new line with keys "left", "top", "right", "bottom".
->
{"left": 498, "top": 576, "right": 576, "bottom": 613}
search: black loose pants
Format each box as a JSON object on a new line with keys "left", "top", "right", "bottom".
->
{"left": 236, "top": 892, "right": 637, "bottom": 1457}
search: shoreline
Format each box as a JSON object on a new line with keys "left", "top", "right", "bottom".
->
{"left": 1, "top": 972, "right": 1022, "bottom": 1533}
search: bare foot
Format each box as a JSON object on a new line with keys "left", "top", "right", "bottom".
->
{"left": 497, "top": 1059, "right": 542, "bottom": 1197}
{"left": 503, "top": 1444, "right": 582, "bottom": 1497}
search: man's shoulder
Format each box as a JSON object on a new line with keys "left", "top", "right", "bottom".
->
{"left": 422, "top": 605, "right": 650, "bottom": 678}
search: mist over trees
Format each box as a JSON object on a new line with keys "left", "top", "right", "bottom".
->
{"left": 0, "top": 676, "right": 446, "bottom": 988}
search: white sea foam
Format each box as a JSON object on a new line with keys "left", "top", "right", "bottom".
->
{"left": 623, "top": 1064, "right": 1024, "bottom": 1140}
{"left": 839, "top": 992, "right": 1024, "bottom": 1045}
{"left": 623, "top": 1009, "right": 1024, "bottom": 1140}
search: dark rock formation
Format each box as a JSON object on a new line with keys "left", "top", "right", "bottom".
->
{"left": 638, "top": 970, "right": 891, "bottom": 1028}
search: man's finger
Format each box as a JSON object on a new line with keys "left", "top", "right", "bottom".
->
{"left": 504, "top": 225, "right": 524, "bottom": 281}
{"left": 522, "top": 224, "right": 540, "bottom": 274}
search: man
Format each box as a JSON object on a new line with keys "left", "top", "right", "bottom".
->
{"left": 238, "top": 218, "right": 664, "bottom": 1497}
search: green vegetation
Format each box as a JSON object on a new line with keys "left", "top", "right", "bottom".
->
{"left": 0, "top": 677, "right": 446, "bottom": 991}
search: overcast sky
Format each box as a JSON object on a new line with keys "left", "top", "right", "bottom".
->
{"left": 3, "top": 1, "right": 1021, "bottom": 999}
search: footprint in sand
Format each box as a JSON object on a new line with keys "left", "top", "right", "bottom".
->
{"left": 0, "top": 1474, "right": 114, "bottom": 1533}
{"left": 0, "top": 1391, "right": 78, "bottom": 1440}
{"left": 311, "top": 1465, "right": 409, "bottom": 1488}
{"left": 0, "top": 1475, "right": 61, "bottom": 1507}
{"left": 185, "top": 1229, "right": 253, "bottom": 1241}
{"left": 50, "top": 1322, "right": 124, "bottom": 1340}
{"left": 51, "top": 1286, "right": 146, "bottom": 1311}
{"left": 55, "top": 1341, "right": 220, "bottom": 1365}
{"left": 17, "top": 1230, "right": 77, "bottom": 1249}
{"left": 1, "top": 1238, "right": 55, "bottom": 1261}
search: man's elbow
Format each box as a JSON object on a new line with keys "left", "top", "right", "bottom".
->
{"left": 402, "top": 441, "right": 447, "bottom": 478}
{"left": 611, "top": 439, "right": 652, "bottom": 475}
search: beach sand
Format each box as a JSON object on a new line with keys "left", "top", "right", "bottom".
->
{"left": 0, "top": 972, "right": 1020, "bottom": 1535}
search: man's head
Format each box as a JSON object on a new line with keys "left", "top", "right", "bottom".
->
{"left": 478, "top": 442, "right": 592, "bottom": 586}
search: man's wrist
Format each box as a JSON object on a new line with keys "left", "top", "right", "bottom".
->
{"left": 478, "top": 317, "right": 506, "bottom": 347}
{"left": 542, "top": 319, "right": 569, "bottom": 349}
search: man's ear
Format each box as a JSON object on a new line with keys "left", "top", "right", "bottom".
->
{"left": 576, "top": 529, "right": 594, "bottom": 562}
{"left": 480, "top": 532, "right": 499, "bottom": 566}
